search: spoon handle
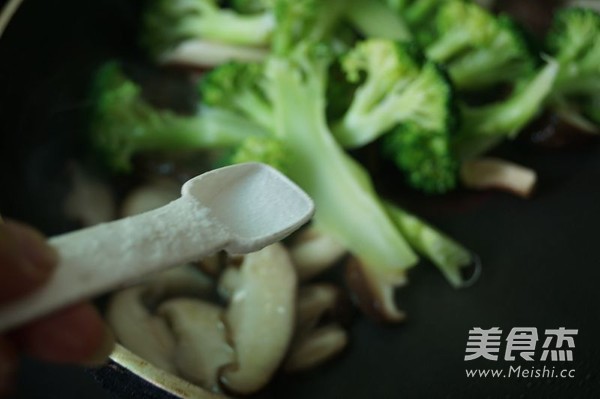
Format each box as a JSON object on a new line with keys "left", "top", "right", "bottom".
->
{"left": 0, "top": 198, "right": 230, "bottom": 332}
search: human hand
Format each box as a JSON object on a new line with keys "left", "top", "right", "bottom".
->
{"left": 0, "top": 220, "right": 114, "bottom": 396}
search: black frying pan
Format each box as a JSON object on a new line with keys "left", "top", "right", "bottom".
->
{"left": 1, "top": 1, "right": 599, "bottom": 398}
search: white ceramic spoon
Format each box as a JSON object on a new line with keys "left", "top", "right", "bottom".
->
{"left": 0, "top": 163, "right": 314, "bottom": 332}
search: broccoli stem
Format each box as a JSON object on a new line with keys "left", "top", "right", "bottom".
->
{"left": 426, "top": 31, "right": 473, "bottom": 62}
{"left": 191, "top": 106, "right": 269, "bottom": 146}
{"left": 345, "top": 0, "right": 412, "bottom": 41}
{"left": 459, "top": 60, "right": 559, "bottom": 139}
{"left": 385, "top": 203, "right": 472, "bottom": 288}
{"left": 268, "top": 55, "right": 418, "bottom": 280}
{"left": 183, "top": 11, "right": 275, "bottom": 47}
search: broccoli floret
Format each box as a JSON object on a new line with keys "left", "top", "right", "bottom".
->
{"left": 89, "top": 62, "right": 267, "bottom": 171}
{"left": 228, "top": 136, "right": 289, "bottom": 172}
{"left": 330, "top": 39, "right": 457, "bottom": 192}
{"left": 383, "top": 122, "right": 458, "bottom": 194}
{"left": 386, "top": 0, "right": 445, "bottom": 46}
{"left": 424, "top": 0, "right": 536, "bottom": 90}
{"left": 385, "top": 202, "right": 473, "bottom": 288}
{"left": 200, "top": 61, "right": 274, "bottom": 131}
{"left": 425, "top": 0, "right": 496, "bottom": 61}
{"left": 548, "top": 7, "right": 600, "bottom": 94}
{"left": 141, "top": 0, "right": 275, "bottom": 61}
{"left": 344, "top": 0, "right": 412, "bottom": 41}
{"left": 546, "top": 7, "right": 600, "bottom": 128}
{"left": 333, "top": 40, "right": 454, "bottom": 148}
{"left": 455, "top": 60, "right": 560, "bottom": 159}
{"left": 271, "top": 0, "right": 346, "bottom": 55}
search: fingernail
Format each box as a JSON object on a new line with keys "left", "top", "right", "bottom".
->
{"left": 81, "top": 325, "right": 116, "bottom": 368}
{"left": 4, "top": 222, "right": 57, "bottom": 275}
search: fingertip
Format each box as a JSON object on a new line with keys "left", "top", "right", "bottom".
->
{"left": 11, "top": 302, "right": 114, "bottom": 366}
{"left": 0, "top": 221, "right": 58, "bottom": 301}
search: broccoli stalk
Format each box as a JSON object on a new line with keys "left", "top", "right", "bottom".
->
{"left": 200, "top": 41, "right": 419, "bottom": 321}
{"left": 267, "top": 45, "right": 418, "bottom": 320}
{"left": 89, "top": 62, "right": 268, "bottom": 172}
{"left": 454, "top": 59, "right": 559, "bottom": 160}
{"left": 458, "top": 60, "right": 559, "bottom": 152}
{"left": 331, "top": 39, "right": 457, "bottom": 193}
{"left": 385, "top": 202, "right": 473, "bottom": 288}
{"left": 344, "top": 0, "right": 412, "bottom": 41}
{"left": 387, "top": 0, "right": 440, "bottom": 26}
{"left": 385, "top": 0, "right": 440, "bottom": 46}
{"left": 141, "top": 0, "right": 275, "bottom": 63}
{"left": 271, "top": 0, "right": 346, "bottom": 55}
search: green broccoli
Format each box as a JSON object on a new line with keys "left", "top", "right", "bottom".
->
{"left": 89, "top": 62, "right": 268, "bottom": 172}
{"left": 448, "top": 6, "right": 599, "bottom": 158}
{"left": 333, "top": 40, "right": 454, "bottom": 148}
{"left": 200, "top": 61, "right": 274, "bottom": 131}
{"left": 385, "top": 202, "right": 473, "bottom": 288}
{"left": 271, "top": 0, "right": 346, "bottom": 55}
{"left": 546, "top": 7, "right": 600, "bottom": 129}
{"left": 331, "top": 39, "right": 458, "bottom": 193}
{"left": 199, "top": 40, "right": 418, "bottom": 320}
{"left": 231, "top": 0, "right": 275, "bottom": 14}
{"left": 423, "top": 0, "right": 536, "bottom": 90}
{"left": 383, "top": 122, "right": 458, "bottom": 194}
{"left": 141, "top": 0, "right": 275, "bottom": 62}
{"left": 386, "top": 0, "right": 445, "bottom": 46}
{"left": 387, "top": 0, "right": 441, "bottom": 28}
{"left": 455, "top": 59, "right": 560, "bottom": 159}
{"left": 344, "top": 0, "right": 412, "bottom": 41}
{"left": 228, "top": 136, "right": 290, "bottom": 172}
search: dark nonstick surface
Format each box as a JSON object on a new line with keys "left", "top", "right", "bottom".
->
{"left": 1, "top": 1, "right": 599, "bottom": 398}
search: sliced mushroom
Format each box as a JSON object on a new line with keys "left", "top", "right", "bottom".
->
{"left": 106, "top": 265, "right": 215, "bottom": 373}
{"left": 284, "top": 325, "right": 348, "bottom": 373}
{"left": 344, "top": 257, "right": 408, "bottom": 323}
{"left": 217, "top": 266, "right": 242, "bottom": 303}
{"left": 158, "top": 299, "right": 234, "bottom": 392}
{"left": 144, "top": 265, "right": 215, "bottom": 307}
{"left": 284, "top": 284, "right": 349, "bottom": 373}
{"left": 295, "top": 284, "right": 343, "bottom": 339}
{"left": 289, "top": 227, "right": 347, "bottom": 281}
{"left": 460, "top": 157, "right": 537, "bottom": 198}
{"left": 64, "top": 163, "right": 116, "bottom": 227}
{"left": 220, "top": 243, "right": 297, "bottom": 394}
{"left": 106, "top": 287, "right": 177, "bottom": 374}
{"left": 120, "top": 178, "right": 180, "bottom": 218}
